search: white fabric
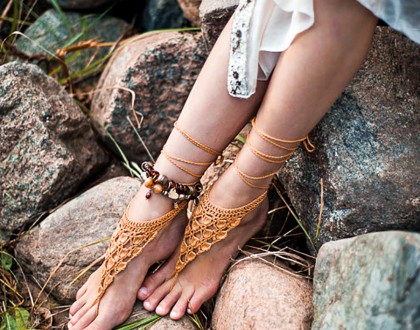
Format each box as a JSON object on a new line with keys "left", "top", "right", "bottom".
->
{"left": 228, "top": 0, "right": 419, "bottom": 99}
{"left": 357, "top": 0, "right": 420, "bottom": 44}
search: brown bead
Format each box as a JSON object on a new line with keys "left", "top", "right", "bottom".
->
{"left": 152, "top": 184, "right": 163, "bottom": 194}
{"left": 145, "top": 191, "right": 152, "bottom": 199}
{"left": 144, "top": 177, "right": 154, "bottom": 188}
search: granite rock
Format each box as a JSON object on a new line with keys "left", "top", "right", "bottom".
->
{"left": 280, "top": 27, "right": 420, "bottom": 250}
{"left": 177, "top": 0, "right": 202, "bottom": 26}
{"left": 141, "top": 0, "right": 185, "bottom": 31}
{"left": 212, "top": 259, "right": 313, "bottom": 330}
{"left": 14, "top": 177, "right": 139, "bottom": 303}
{"left": 91, "top": 31, "right": 208, "bottom": 162}
{"left": 15, "top": 9, "right": 128, "bottom": 80}
{"left": 199, "top": 0, "right": 238, "bottom": 49}
{"left": 0, "top": 62, "right": 108, "bottom": 240}
{"left": 313, "top": 231, "right": 420, "bottom": 330}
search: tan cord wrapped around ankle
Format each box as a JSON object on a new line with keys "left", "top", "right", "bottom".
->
{"left": 171, "top": 190, "right": 266, "bottom": 281}
{"left": 92, "top": 200, "right": 188, "bottom": 314}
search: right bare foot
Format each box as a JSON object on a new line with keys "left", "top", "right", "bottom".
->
{"left": 68, "top": 185, "right": 188, "bottom": 330}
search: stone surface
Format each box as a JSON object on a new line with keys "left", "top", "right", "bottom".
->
{"left": 0, "top": 62, "right": 108, "bottom": 240}
{"left": 141, "top": 0, "right": 185, "bottom": 31}
{"left": 212, "top": 259, "right": 313, "bottom": 330}
{"left": 49, "top": 0, "right": 115, "bottom": 9}
{"left": 313, "top": 231, "right": 420, "bottom": 330}
{"left": 15, "top": 9, "right": 128, "bottom": 80}
{"left": 14, "top": 177, "right": 139, "bottom": 303}
{"left": 177, "top": 0, "right": 202, "bottom": 27}
{"left": 280, "top": 27, "right": 420, "bottom": 251}
{"left": 121, "top": 302, "right": 196, "bottom": 330}
{"left": 199, "top": 0, "right": 238, "bottom": 49}
{"left": 91, "top": 31, "right": 208, "bottom": 162}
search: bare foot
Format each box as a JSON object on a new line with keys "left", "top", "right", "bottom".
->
{"left": 137, "top": 166, "right": 269, "bottom": 320}
{"left": 68, "top": 185, "right": 188, "bottom": 330}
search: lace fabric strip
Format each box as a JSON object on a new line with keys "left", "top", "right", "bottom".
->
{"left": 92, "top": 200, "right": 188, "bottom": 314}
{"left": 171, "top": 190, "right": 267, "bottom": 281}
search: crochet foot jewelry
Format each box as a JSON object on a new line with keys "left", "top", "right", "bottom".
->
{"left": 170, "top": 117, "right": 315, "bottom": 282}
{"left": 91, "top": 121, "right": 222, "bottom": 314}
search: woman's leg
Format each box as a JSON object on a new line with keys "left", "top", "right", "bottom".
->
{"left": 140, "top": 0, "right": 377, "bottom": 320}
{"left": 68, "top": 17, "right": 269, "bottom": 330}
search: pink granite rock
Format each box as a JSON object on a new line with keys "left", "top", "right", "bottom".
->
{"left": 91, "top": 31, "right": 208, "bottom": 163}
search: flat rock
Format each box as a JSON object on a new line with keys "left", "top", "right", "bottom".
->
{"left": 0, "top": 62, "right": 108, "bottom": 240}
{"left": 15, "top": 9, "right": 128, "bottom": 81}
{"left": 141, "top": 0, "right": 185, "bottom": 31}
{"left": 212, "top": 259, "right": 313, "bottom": 330}
{"left": 177, "top": 0, "right": 202, "bottom": 26}
{"left": 14, "top": 177, "right": 139, "bottom": 303}
{"left": 91, "top": 31, "right": 208, "bottom": 162}
{"left": 313, "top": 231, "right": 420, "bottom": 330}
{"left": 199, "top": 0, "right": 238, "bottom": 49}
{"left": 119, "top": 302, "right": 196, "bottom": 330}
{"left": 280, "top": 27, "right": 420, "bottom": 251}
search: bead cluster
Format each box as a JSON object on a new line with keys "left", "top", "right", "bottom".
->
{"left": 141, "top": 162, "right": 202, "bottom": 202}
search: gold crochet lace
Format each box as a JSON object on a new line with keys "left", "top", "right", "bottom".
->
{"left": 92, "top": 200, "right": 187, "bottom": 314}
{"left": 172, "top": 190, "right": 267, "bottom": 279}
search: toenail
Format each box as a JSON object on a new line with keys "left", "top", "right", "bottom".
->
{"left": 140, "top": 287, "right": 148, "bottom": 296}
{"left": 144, "top": 301, "right": 151, "bottom": 309}
{"left": 68, "top": 323, "right": 72, "bottom": 329}
{"left": 187, "top": 308, "right": 192, "bottom": 314}
{"left": 156, "top": 306, "right": 165, "bottom": 315}
{"left": 170, "top": 310, "right": 178, "bottom": 319}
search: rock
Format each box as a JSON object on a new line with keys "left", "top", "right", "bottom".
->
{"left": 14, "top": 177, "right": 139, "bottom": 303}
{"left": 313, "top": 231, "right": 420, "bottom": 330}
{"left": 49, "top": 0, "right": 116, "bottom": 9}
{"left": 0, "top": 62, "right": 108, "bottom": 240}
{"left": 121, "top": 302, "right": 196, "bottom": 330}
{"left": 199, "top": 0, "right": 238, "bottom": 49}
{"left": 141, "top": 0, "right": 185, "bottom": 31}
{"left": 280, "top": 27, "right": 420, "bottom": 251}
{"left": 212, "top": 259, "right": 313, "bottom": 330}
{"left": 177, "top": 0, "right": 202, "bottom": 27}
{"left": 91, "top": 31, "right": 208, "bottom": 162}
{"left": 15, "top": 9, "right": 129, "bottom": 82}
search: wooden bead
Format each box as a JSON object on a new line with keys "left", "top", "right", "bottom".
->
{"left": 152, "top": 184, "right": 163, "bottom": 194}
{"left": 144, "top": 177, "right": 154, "bottom": 188}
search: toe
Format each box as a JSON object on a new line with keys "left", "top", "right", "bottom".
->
{"left": 76, "top": 284, "right": 88, "bottom": 300}
{"left": 138, "top": 259, "right": 177, "bottom": 300}
{"left": 143, "top": 279, "right": 174, "bottom": 312}
{"left": 69, "top": 297, "right": 87, "bottom": 316}
{"left": 70, "top": 301, "right": 92, "bottom": 326}
{"left": 71, "top": 306, "right": 97, "bottom": 330}
{"left": 188, "top": 282, "right": 219, "bottom": 314}
{"left": 170, "top": 288, "right": 195, "bottom": 320}
{"left": 155, "top": 285, "right": 182, "bottom": 316}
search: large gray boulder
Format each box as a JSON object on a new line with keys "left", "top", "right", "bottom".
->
{"left": 199, "top": 0, "right": 238, "bottom": 49}
{"left": 0, "top": 62, "right": 108, "bottom": 241}
{"left": 280, "top": 27, "right": 420, "bottom": 250}
{"left": 312, "top": 231, "right": 420, "bottom": 330}
{"left": 15, "top": 9, "right": 129, "bottom": 82}
{"left": 212, "top": 259, "right": 313, "bottom": 330}
{"left": 91, "top": 31, "right": 208, "bottom": 163}
{"left": 14, "top": 177, "right": 139, "bottom": 303}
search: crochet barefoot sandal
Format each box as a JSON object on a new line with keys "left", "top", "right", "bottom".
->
{"left": 171, "top": 118, "right": 315, "bottom": 280}
{"left": 92, "top": 121, "right": 222, "bottom": 314}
